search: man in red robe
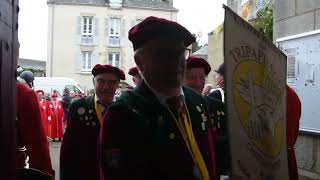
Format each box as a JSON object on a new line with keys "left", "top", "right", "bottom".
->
{"left": 49, "top": 93, "right": 64, "bottom": 141}
{"left": 36, "top": 90, "right": 52, "bottom": 137}
{"left": 16, "top": 82, "right": 54, "bottom": 177}
{"left": 287, "top": 85, "right": 301, "bottom": 180}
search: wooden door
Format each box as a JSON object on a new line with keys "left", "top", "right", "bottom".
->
{"left": 0, "top": 0, "right": 19, "bottom": 179}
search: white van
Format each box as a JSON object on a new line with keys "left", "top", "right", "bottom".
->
{"left": 33, "top": 77, "right": 85, "bottom": 95}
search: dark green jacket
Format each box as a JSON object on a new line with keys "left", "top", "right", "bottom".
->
{"left": 99, "top": 82, "right": 227, "bottom": 180}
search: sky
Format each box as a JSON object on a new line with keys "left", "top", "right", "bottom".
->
{"left": 18, "top": 0, "right": 226, "bottom": 60}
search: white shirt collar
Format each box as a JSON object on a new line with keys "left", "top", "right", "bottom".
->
{"left": 144, "top": 82, "right": 184, "bottom": 107}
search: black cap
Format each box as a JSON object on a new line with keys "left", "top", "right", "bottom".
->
{"left": 215, "top": 63, "right": 224, "bottom": 76}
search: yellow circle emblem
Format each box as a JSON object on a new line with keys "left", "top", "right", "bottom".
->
{"left": 232, "top": 60, "right": 284, "bottom": 157}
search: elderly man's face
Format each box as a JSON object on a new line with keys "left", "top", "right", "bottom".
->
{"left": 184, "top": 67, "right": 206, "bottom": 94}
{"left": 135, "top": 39, "right": 188, "bottom": 94}
{"left": 93, "top": 73, "right": 120, "bottom": 104}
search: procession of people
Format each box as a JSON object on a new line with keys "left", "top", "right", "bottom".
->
{"left": 15, "top": 15, "right": 302, "bottom": 180}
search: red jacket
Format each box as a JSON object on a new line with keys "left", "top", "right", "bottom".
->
{"left": 16, "top": 82, "right": 54, "bottom": 176}
{"left": 287, "top": 85, "right": 301, "bottom": 180}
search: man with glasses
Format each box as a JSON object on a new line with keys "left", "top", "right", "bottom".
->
{"left": 99, "top": 16, "right": 218, "bottom": 180}
{"left": 60, "top": 64, "right": 125, "bottom": 180}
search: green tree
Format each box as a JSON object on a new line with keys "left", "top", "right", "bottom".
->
{"left": 253, "top": 4, "right": 273, "bottom": 40}
{"left": 191, "top": 33, "right": 202, "bottom": 53}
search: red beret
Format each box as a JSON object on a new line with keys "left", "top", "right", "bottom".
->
{"left": 128, "top": 16, "right": 195, "bottom": 50}
{"left": 128, "top": 67, "right": 139, "bottom": 76}
{"left": 186, "top": 56, "right": 211, "bottom": 75}
{"left": 92, "top": 64, "right": 125, "bottom": 80}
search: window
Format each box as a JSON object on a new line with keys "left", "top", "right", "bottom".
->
{"left": 82, "top": 16, "right": 94, "bottom": 44}
{"left": 108, "top": 53, "right": 120, "bottom": 68}
{"left": 81, "top": 51, "right": 92, "bottom": 71}
{"left": 109, "top": 0, "right": 122, "bottom": 9}
{"left": 109, "top": 18, "right": 121, "bottom": 46}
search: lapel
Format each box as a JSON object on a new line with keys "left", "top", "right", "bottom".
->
{"left": 183, "top": 87, "right": 208, "bottom": 133}
{"left": 86, "top": 95, "right": 95, "bottom": 110}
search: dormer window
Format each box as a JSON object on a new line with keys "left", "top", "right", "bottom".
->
{"left": 109, "top": 0, "right": 122, "bottom": 9}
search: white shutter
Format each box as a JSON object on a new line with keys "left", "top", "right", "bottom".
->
{"left": 94, "top": 17, "right": 99, "bottom": 36}
{"left": 92, "top": 52, "right": 100, "bottom": 67}
{"left": 75, "top": 51, "right": 82, "bottom": 72}
{"left": 120, "top": 19, "right": 126, "bottom": 47}
{"left": 105, "top": 17, "right": 110, "bottom": 46}
{"left": 77, "top": 16, "right": 82, "bottom": 35}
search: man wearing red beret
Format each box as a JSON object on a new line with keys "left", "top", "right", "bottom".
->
{"left": 184, "top": 56, "right": 229, "bottom": 176}
{"left": 128, "top": 67, "right": 142, "bottom": 86}
{"left": 99, "top": 16, "right": 218, "bottom": 180}
{"left": 60, "top": 64, "right": 125, "bottom": 180}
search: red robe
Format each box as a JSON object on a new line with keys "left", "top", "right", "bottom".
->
{"left": 287, "top": 86, "right": 301, "bottom": 180}
{"left": 16, "top": 82, "right": 54, "bottom": 176}
{"left": 39, "top": 99, "right": 52, "bottom": 137}
{"left": 49, "top": 100, "right": 64, "bottom": 139}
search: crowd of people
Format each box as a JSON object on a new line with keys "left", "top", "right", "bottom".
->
{"left": 15, "top": 16, "right": 301, "bottom": 180}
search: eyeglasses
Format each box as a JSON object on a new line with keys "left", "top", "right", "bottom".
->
{"left": 139, "top": 47, "right": 192, "bottom": 60}
{"left": 96, "top": 79, "right": 119, "bottom": 86}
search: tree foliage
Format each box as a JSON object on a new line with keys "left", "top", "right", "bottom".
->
{"left": 253, "top": 4, "right": 273, "bottom": 40}
{"left": 191, "top": 33, "right": 202, "bottom": 53}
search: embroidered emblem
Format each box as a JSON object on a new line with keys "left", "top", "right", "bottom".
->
{"left": 89, "top": 116, "right": 93, "bottom": 120}
{"left": 89, "top": 109, "right": 93, "bottom": 113}
{"left": 105, "top": 149, "right": 121, "bottom": 168}
{"left": 92, "top": 122, "right": 96, "bottom": 126}
{"left": 80, "top": 116, "right": 84, "bottom": 121}
{"left": 217, "top": 110, "right": 221, "bottom": 116}
{"left": 169, "top": 132, "right": 175, "bottom": 140}
{"left": 221, "top": 111, "right": 225, "bottom": 116}
{"left": 85, "top": 122, "right": 90, "bottom": 126}
{"left": 77, "top": 107, "right": 85, "bottom": 115}
{"left": 85, "top": 116, "right": 89, "bottom": 121}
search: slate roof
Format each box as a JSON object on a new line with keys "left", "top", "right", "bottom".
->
{"left": 47, "top": 0, "right": 177, "bottom": 10}
{"left": 18, "top": 58, "right": 46, "bottom": 70}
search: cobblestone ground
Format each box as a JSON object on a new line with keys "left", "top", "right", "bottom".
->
{"left": 49, "top": 141, "right": 61, "bottom": 180}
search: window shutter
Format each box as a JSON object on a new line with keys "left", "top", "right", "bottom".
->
{"left": 74, "top": 51, "right": 82, "bottom": 72}
{"left": 92, "top": 52, "right": 100, "bottom": 67}
{"left": 77, "top": 16, "right": 82, "bottom": 35}
{"left": 105, "top": 17, "right": 110, "bottom": 46}
{"left": 94, "top": 17, "right": 99, "bottom": 36}
{"left": 120, "top": 19, "right": 126, "bottom": 47}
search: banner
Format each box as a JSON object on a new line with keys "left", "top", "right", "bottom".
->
{"left": 224, "top": 5, "right": 289, "bottom": 180}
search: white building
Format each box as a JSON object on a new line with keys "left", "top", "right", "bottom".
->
{"left": 47, "top": 0, "right": 178, "bottom": 90}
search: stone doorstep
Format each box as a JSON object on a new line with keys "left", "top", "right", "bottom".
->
{"left": 299, "top": 168, "right": 320, "bottom": 180}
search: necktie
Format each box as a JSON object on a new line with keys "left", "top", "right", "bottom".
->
{"left": 166, "top": 96, "right": 210, "bottom": 180}
{"left": 166, "top": 96, "right": 183, "bottom": 116}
